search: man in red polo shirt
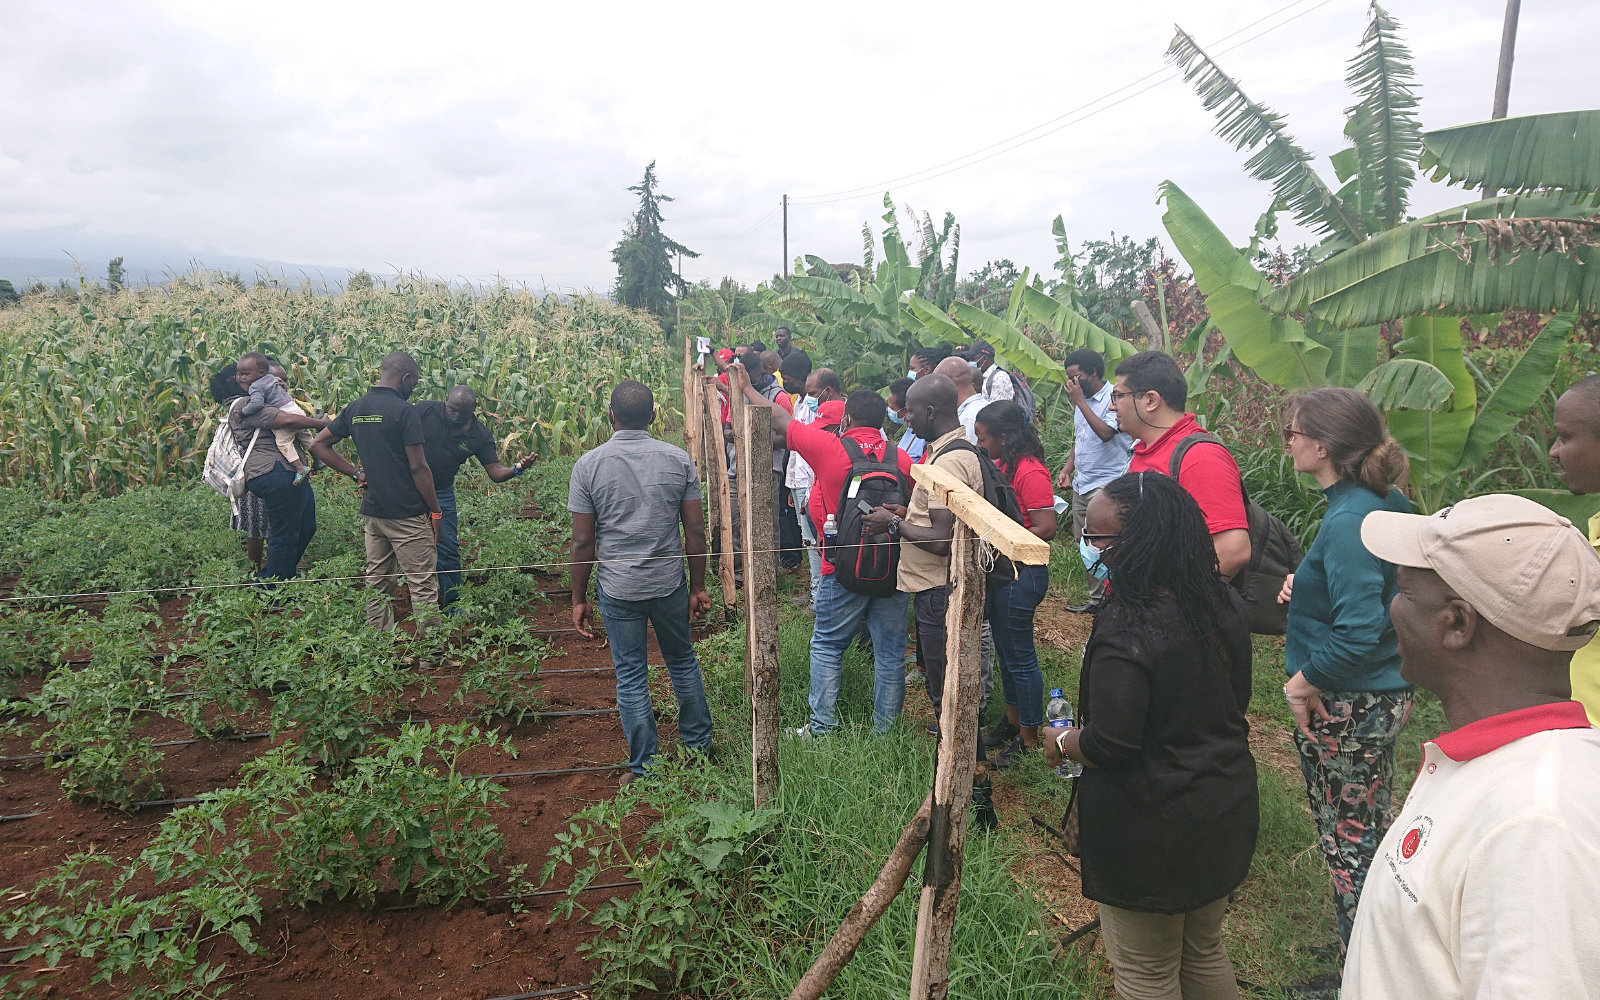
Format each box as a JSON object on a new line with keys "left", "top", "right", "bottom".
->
{"left": 739, "top": 369, "right": 913, "bottom": 737}
{"left": 1113, "top": 351, "right": 1251, "bottom": 581}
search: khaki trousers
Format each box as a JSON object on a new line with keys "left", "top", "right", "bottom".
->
{"left": 1098, "top": 896, "right": 1238, "bottom": 1000}
{"left": 363, "top": 514, "right": 439, "bottom": 633}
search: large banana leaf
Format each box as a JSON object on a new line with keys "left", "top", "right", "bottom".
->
{"left": 1343, "top": 3, "right": 1422, "bottom": 231}
{"left": 1260, "top": 193, "right": 1600, "bottom": 327}
{"left": 1503, "top": 488, "right": 1600, "bottom": 527}
{"left": 1018, "top": 285, "right": 1139, "bottom": 362}
{"left": 1316, "top": 323, "right": 1383, "bottom": 387}
{"left": 1166, "top": 28, "right": 1367, "bottom": 246}
{"left": 1384, "top": 315, "right": 1476, "bottom": 482}
{"left": 1355, "top": 359, "right": 1455, "bottom": 411}
{"left": 1420, "top": 110, "right": 1600, "bottom": 198}
{"left": 946, "top": 300, "right": 1069, "bottom": 386}
{"left": 1457, "top": 312, "right": 1575, "bottom": 467}
{"left": 1160, "top": 181, "right": 1331, "bottom": 389}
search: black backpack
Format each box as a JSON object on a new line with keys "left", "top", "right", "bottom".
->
{"left": 931, "top": 438, "right": 1027, "bottom": 594}
{"left": 1008, "top": 372, "right": 1038, "bottom": 423}
{"left": 828, "top": 437, "right": 912, "bottom": 597}
{"left": 1169, "top": 433, "right": 1304, "bottom": 635}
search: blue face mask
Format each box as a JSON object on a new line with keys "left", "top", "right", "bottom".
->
{"left": 907, "top": 369, "right": 918, "bottom": 380}
{"left": 1078, "top": 537, "right": 1112, "bottom": 581}
{"left": 967, "top": 360, "right": 979, "bottom": 372}
{"left": 804, "top": 395, "right": 818, "bottom": 408}
{"left": 887, "top": 409, "right": 905, "bottom": 425}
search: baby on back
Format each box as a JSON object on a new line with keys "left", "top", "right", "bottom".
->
{"left": 236, "top": 366, "right": 313, "bottom": 485}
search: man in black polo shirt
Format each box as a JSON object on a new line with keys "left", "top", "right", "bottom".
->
{"left": 310, "top": 351, "right": 444, "bottom": 633}
{"left": 416, "top": 385, "right": 537, "bottom": 608}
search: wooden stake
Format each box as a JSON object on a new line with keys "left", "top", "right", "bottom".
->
{"left": 700, "top": 376, "right": 737, "bottom": 607}
{"left": 682, "top": 331, "right": 702, "bottom": 475}
{"left": 789, "top": 794, "right": 934, "bottom": 1000}
{"left": 908, "top": 522, "right": 985, "bottom": 1000}
{"left": 739, "top": 401, "right": 781, "bottom": 808}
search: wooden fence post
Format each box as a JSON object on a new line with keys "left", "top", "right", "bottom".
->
{"left": 738, "top": 401, "right": 781, "bottom": 808}
{"left": 682, "top": 334, "right": 702, "bottom": 474}
{"left": 700, "top": 376, "right": 737, "bottom": 607}
{"left": 907, "top": 521, "right": 985, "bottom": 1000}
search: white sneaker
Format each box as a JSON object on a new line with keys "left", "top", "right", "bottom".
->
{"left": 787, "top": 724, "right": 817, "bottom": 740}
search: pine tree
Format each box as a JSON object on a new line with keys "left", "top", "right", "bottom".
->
{"left": 106, "top": 256, "right": 125, "bottom": 290}
{"left": 611, "top": 161, "right": 697, "bottom": 331}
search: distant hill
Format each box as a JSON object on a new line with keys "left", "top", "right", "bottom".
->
{"left": 0, "top": 228, "right": 356, "bottom": 290}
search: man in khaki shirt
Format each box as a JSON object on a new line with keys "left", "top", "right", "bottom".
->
{"left": 863, "top": 373, "right": 985, "bottom": 727}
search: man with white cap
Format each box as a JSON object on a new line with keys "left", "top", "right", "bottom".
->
{"left": 1343, "top": 493, "right": 1600, "bottom": 1000}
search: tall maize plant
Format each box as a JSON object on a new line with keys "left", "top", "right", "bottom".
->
{"left": 0, "top": 277, "right": 677, "bottom": 497}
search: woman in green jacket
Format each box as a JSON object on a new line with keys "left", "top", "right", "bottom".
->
{"left": 1278, "top": 387, "right": 1412, "bottom": 989}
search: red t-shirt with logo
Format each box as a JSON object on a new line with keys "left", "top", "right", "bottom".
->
{"left": 1126, "top": 412, "right": 1248, "bottom": 534}
{"left": 1001, "top": 455, "right": 1055, "bottom": 530}
{"left": 786, "top": 422, "right": 911, "bottom": 575}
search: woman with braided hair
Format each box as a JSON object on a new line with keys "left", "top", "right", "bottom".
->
{"left": 1276, "top": 387, "right": 1412, "bottom": 994}
{"left": 1045, "top": 470, "right": 1256, "bottom": 1000}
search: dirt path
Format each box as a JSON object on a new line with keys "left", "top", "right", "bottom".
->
{"left": 1, "top": 588, "right": 711, "bottom": 999}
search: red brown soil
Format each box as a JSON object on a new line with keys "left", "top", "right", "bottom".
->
{"left": 1, "top": 583, "right": 717, "bottom": 999}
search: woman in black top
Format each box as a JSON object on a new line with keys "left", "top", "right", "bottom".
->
{"left": 1046, "top": 471, "right": 1257, "bottom": 1000}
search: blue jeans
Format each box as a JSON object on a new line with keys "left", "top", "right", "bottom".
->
{"left": 435, "top": 487, "right": 461, "bottom": 607}
{"left": 598, "top": 580, "right": 713, "bottom": 775}
{"left": 990, "top": 563, "right": 1049, "bottom": 727}
{"left": 808, "top": 573, "right": 910, "bottom": 733}
{"left": 247, "top": 462, "right": 316, "bottom": 582}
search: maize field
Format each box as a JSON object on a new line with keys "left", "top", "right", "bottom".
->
{"left": 0, "top": 275, "right": 679, "bottom": 496}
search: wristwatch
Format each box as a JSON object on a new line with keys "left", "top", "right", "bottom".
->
{"left": 887, "top": 515, "right": 903, "bottom": 535}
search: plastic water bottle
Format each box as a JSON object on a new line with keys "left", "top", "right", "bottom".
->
{"left": 822, "top": 513, "right": 838, "bottom": 547}
{"left": 1045, "top": 689, "right": 1082, "bottom": 779}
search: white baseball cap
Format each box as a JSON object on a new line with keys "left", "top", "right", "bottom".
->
{"left": 1360, "top": 493, "right": 1600, "bottom": 652}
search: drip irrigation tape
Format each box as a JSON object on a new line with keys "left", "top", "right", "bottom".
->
{"left": 1, "top": 812, "right": 43, "bottom": 822}
{"left": 0, "top": 731, "right": 271, "bottom": 766}
{"left": 384, "top": 880, "right": 641, "bottom": 913}
{"left": 484, "top": 985, "right": 594, "bottom": 1000}
{"left": 131, "top": 764, "right": 628, "bottom": 810}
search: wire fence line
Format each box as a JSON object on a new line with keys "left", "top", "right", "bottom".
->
{"left": 0, "top": 545, "right": 801, "bottom": 606}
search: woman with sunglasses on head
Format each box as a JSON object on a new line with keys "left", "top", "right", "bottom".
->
{"left": 1276, "top": 388, "right": 1412, "bottom": 995}
{"left": 1045, "top": 471, "right": 1256, "bottom": 1000}
{"left": 971, "top": 400, "right": 1057, "bottom": 767}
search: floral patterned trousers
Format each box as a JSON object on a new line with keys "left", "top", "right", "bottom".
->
{"left": 1292, "top": 687, "right": 1414, "bottom": 955}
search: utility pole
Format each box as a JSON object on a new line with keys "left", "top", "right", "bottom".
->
{"left": 1491, "top": 0, "right": 1521, "bottom": 121}
{"left": 782, "top": 194, "right": 789, "bottom": 279}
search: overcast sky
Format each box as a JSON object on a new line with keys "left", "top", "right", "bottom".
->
{"left": 3, "top": 0, "right": 1596, "bottom": 293}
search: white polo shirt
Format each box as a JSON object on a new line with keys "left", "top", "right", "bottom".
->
{"left": 1343, "top": 701, "right": 1600, "bottom": 1000}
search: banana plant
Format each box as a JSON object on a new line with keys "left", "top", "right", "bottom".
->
{"left": 1161, "top": 1, "right": 1588, "bottom": 501}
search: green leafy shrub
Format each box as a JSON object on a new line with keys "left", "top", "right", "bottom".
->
{"left": 538, "top": 757, "right": 778, "bottom": 998}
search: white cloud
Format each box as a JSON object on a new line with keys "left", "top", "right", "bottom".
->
{"left": 2, "top": 0, "right": 1596, "bottom": 292}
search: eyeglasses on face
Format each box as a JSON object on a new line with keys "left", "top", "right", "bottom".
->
{"left": 1282, "top": 423, "right": 1309, "bottom": 443}
{"left": 1081, "top": 527, "right": 1120, "bottom": 545}
{"left": 1107, "top": 388, "right": 1140, "bottom": 403}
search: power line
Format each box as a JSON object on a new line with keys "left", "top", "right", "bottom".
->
{"left": 790, "top": 0, "right": 1338, "bottom": 206}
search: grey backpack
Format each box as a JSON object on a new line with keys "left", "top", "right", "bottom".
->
{"left": 1170, "top": 433, "right": 1303, "bottom": 636}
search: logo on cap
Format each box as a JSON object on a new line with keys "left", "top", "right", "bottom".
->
{"left": 1398, "top": 816, "right": 1433, "bottom": 864}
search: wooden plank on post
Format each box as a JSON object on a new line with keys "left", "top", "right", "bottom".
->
{"left": 739, "top": 401, "right": 781, "bottom": 808}
{"left": 700, "top": 376, "right": 737, "bottom": 607}
{"left": 908, "top": 464, "right": 1051, "bottom": 565}
{"left": 907, "top": 521, "right": 985, "bottom": 1000}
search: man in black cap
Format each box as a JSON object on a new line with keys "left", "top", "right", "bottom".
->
{"left": 967, "top": 339, "right": 1015, "bottom": 402}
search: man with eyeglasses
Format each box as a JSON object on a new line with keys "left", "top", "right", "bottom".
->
{"left": 1112, "top": 352, "right": 1252, "bottom": 582}
{"left": 1054, "top": 349, "right": 1132, "bottom": 613}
